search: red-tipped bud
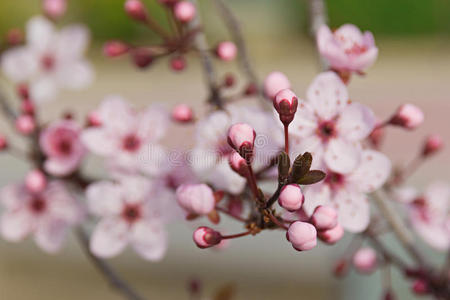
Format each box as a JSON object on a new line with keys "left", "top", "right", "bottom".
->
{"left": 20, "top": 99, "right": 35, "bottom": 116}
{"left": 227, "top": 123, "right": 256, "bottom": 161}
{"left": 170, "top": 56, "right": 186, "bottom": 72}
{"left": 352, "top": 247, "right": 377, "bottom": 274}
{"left": 124, "top": 0, "right": 148, "bottom": 22}
{"left": 310, "top": 205, "right": 338, "bottom": 231}
{"left": 25, "top": 169, "right": 47, "bottom": 193}
{"left": 43, "top": 0, "right": 67, "bottom": 19}
{"left": 176, "top": 184, "right": 215, "bottom": 215}
{"left": 216, "top": 41, "right": 237, "bottom": 62}
{"left": 264, "top": 71, "right": 290, "bottom": 100}
{"left": 244, "top": 83, "right": 257, "bottom": 96}
{"left": 171, "top": 104, "right": 194, "bottom": 123}
{"left": 16, "top": 83, "right": 29, "bottom": 99}
{"left": 389, "top": 104, "right": 424, "bottom": 130}
{"left": 193, "top": 226, "right": 222, "bottom": 249}
{"left": 131, "top": 48, "right": 153, "bottom": 69}
{"left": 274, "top": 89, "right": 298, "bottom": 125}
{"left": 0, "top": 134, "right": 7, "bottom": 151}
{"left": 15, "top": 115, "right": 36, "bottom": 135}
{"left": 173, "top": 1, "right": 196, "bottom": 23}
{"left": 103, "top": 41, "right": 129, "bottom": 57}
{"left": 422, "top": 134, "right": 443, "bottom": 157}
{"left": 6, "top": 28, "right": 24, "bottom": 46}
{"left": 278, "top": 184, "right": 304, "bottom": 212}
{"left": 87, "top": 111, "right": 102, "bottom": 127}
{"left": 411, "top": 279, "right": 429, "bottom": 295}
{"left": 333, "top": 259, "right": 349, "bottom": 277}
{"left": 318, "top": 223, "right": 344, "bottom": 244}
{"left": 286, "top": 221, "right": 317, "bottom": 251}
{"left": 223, "top": 74, "right": 235, "bottom": 87}
{"left": 368, "top": 122, "right": 385, "bottom": 148}
{"left": 228, "top": 152, "right": 249, "bottom": 177}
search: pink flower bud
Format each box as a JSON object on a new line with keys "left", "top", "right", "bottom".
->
{"left": 103, "top": 41, "right": 129, "bottom": 57}
{"left": 228, "top": 152, "right": 249, "bottom": 177}
{"left": 176, "top": 184, "right": 215, "bottom": 215}
{"left": 87, "top": 111, "right": 102, "bottom": 127}
{"left": 124, "top": 0, "right": 148, "bottom": 22}
{"left": 411, "top": 279, "right": 429, "bottom": 295}
{"left": 390, "top": 104, "right": 424, "bottom": 130}
{"left": 20, "top": 99, "right": 35, "bottom": 116}
{"left": 263, "top": 71, "right": 291, "bottom": 100}
{"left": 16, "top": 83, "right": 29, "bottom": 99}
{"left": 170, "top": 56, "right": 186, "bottom": 72}
{"left": 0, "top": 134, "right": 7, "bottom": 151}
{"left": 352, "top": 247, "right": 377, "bottom": 274}
{"left": 318, "top": 223, "right": 344, "bottom": 244}
{"left": 274, "top": 89, "right": 298, "bottom": 125}
{"left": 244, "top": 83, "right": 257, "bottom": 96}
{"left": 227, "top": 123, "right": 256, "bottom": 160}
{"left": 15, "top": 115, "right": 36, "bottom": 135}
{"left": 223, "top": 74, "right": 235, "bottom": 87}
{"left": 278, "top": 184, "right": 304, "bottom": 212}
{"left": 172, "top": 104, "right": 193, "bottom": 123}
{"left": 132, "top": 48, "right": 153, "bottom": 69}
{"left": 193, "top": 226, "right": 222, "bottom": 249}
{"left": 25, "top": 169, "right": 47, "bottom": 193}
{"left": 310, "top": 205, "right": 338, "bottom": 231}
{"left": 6, "top": 28, "right": 23, "bottom": 46}
{"left": 43, "top": 0, "right": 67, "bottom": 19}
{"left": 422, "top": 134, "right": 443, "bottom": 157}
{"left": 333, "top": 259, "right": 349, "bottom": 277}
{"left": 216, "top": 41, "right": 237, "bottom": 62}
{"left": 368, "top": 123, "right": 385, "bottom": 148}
{"left": 286, "top": 221, "right": 317, "bottom": 251}
{"left": 173, "top": 1, "right": 196, "bottom": 23}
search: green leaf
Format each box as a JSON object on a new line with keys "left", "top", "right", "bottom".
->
{"left": 291, "top": 152, "right": 312, "bottom": 182}
{"left": 297, "top": 170, "right": 326, "bottom": 185}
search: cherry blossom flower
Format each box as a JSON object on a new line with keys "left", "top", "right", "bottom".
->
{"left": 176, "top": 184, "right": 215, "bottom": 216}
{"left": 303, "top": 149, "right": 391, "bottom": 232}
{"left": 191, "top": 104, "right": 281, "bottom": 194}
{"left": 352, "top": 247, "right": 377, "bottom": 273}
{"left": 317, "top": 24, "right": 378, "bottom": 73}
{"left": 86, "top": 176, "right": 169, "bottom": 260}
{"left": 394, "top": 182, "right": 449, "bottom": 251}
{"left": 81, "top": 96, "right": 168, "bottom": 176}
{"left": 289, "top": 72, "right": 376, "bottom": 173}
{"left": 0, "top": 181, "right": 83, "bottom": 253}
{"left": 1, "top": 16, "right": 94, "bottom": 103}
{"left": 40, "top": 119, "right": 85, "bottom": 176}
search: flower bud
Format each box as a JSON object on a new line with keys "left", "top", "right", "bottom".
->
{"left": 0, "top": 134, "right": 7, "bottom": 151}
{"left": 176, "top": 184, "right": 215, "bottom": 215}
{"left": 172, "top": 104, "right": 194, "bottom": 123}
{"left": 411, "top": 279, "right": 429, "bottom": 295}
{"left": 310, "top": 205, "right": 338, "bottom": 231}
{"left": 333, "top": 259, "right": 349, "bottom": 277}
{"left": 131, "top": 48, "right": 153, "bottom": 69}
{"left": 422, "top": 134, "right": 443, "bottom": 157}
{"left": 125, "top": 0, "right": 148, "bottom": 22}
{"left": 6, "top": 28, "right": 23, "bottom": 46}
{"left": 15, "top": 115, "right": 36, "bottom": 135}
{"left": 352, "top": 247, "right": 377, "bottom": 274}
{"left": 223, "top": 74, "right": 235, "bottom": 87}
{"left": 263, "top": 71, "right": 290, "bottom": 100}
{"left": 43, "top": 0, "right": 67, "bottom": 19}
{"left": 274, "top": 89, "right": 298, "bottom": 125}
{"left": 170, "top": 56, "right": 186, "bottom": 72}
{"left": 16, "top": 83, "right": 29, "bottom": 99}
{"left": 227, "top": 123, "right": 256, "bottom": 160}
{"left": 103, "top": 41, "right": 129, "bottom": 57}
{"left": 286, "top": 221, "right": 317, "bottom": 251}
{"left": 278, "top": 184, "right": 304, "bottom": 212}
{"left": 173, "top": 1, "right": 196, "bottom": 23}
{"left": 25, "top": 169, "right": 47, "bottom": 193}
{"left": 20, "top": 99, "right": 35, "bottom": 116}
{"left": 228, "top": 152, "right": 249, "bottom": 177}
{"left": 368, "top": 122, "right": 385, "bottom": 148}
{"left": 216, "top": 41, "right": 237, "bottom": 62}
{"left": 244, "top": 83, "right": 257, "bottom": 96}
{"left": 389, "top": 104, "right": 424, "bottom": 130}
{"left": 193, "top": 226, "right": 222, "bottom": 249}
{"left": 318, "top": 223, "right": 344, "bottom": 244}
{"left": 87, "top": 111, "right": 102, "bottom": 127}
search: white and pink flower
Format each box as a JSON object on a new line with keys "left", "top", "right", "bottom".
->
{"left": 86, "top": 176, "right": 169, "bottom": 260}
{"left": 81, "top": 96, "right": 168, "bottom": 176}
{"left": 317, "top": 24, "right": 378, "bottom": 73}
{"left": 0, "top": 181, "right": 83, "bottom": 253}
{"left": 289, "top": 72, "right": 376, "bottom": 173}
{"left": 1, "top": 16, "right": 94, "bottom": 103}
{"left": 40, "top": 119, "right": 85, "bottom": 176}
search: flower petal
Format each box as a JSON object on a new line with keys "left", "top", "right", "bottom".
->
{"left": 289, "top": 101, "right": 318, "bottom": 138}
{"left": 55, "top": 24, "right": 90, "bottom": 60}
{"left": 26, "top": 16, "right": 55, "bottom": 53}
{"left": 1, "top": 47, "right": 38, "bottom": 82}
{"left": 86, "top": 181, "right": 123, "bottom": 217}
{"left": 30, "top": 76, "right": 58, "bottom": 103}
{"left": 334, "top": 189, "right": 370, "bottom": 233}
{"left": 131, "top": 220, "right": 168, "bottom": 261}
{"left": 137, "top": 144, "right": 167, "bottom": 176}
{"left": 410, "top": 209, "right": 449, "bottom": 251}
{"left": 81, "top": 128, "right": 117, "bottom": 156}
{"left": 137, "top": 105, "right": 168, "bottom": 143}
{"left": 302, "top": 183, "right": 332, "bottom": 216}
{"left": 324, "top": 138, "right": 361, "bottom": 174}
{"left": 97, "top": 96, "right": 136, "bottom": 134}
{"left": 290, "top": 134, "right": 325, "bottom": 171}
{"left": 0, "top": 210, "right": 32, "bottom": 242}
{"left": 1, "top": 184, "right": 26, "bottom": 210}
{"left": 90, "top": 218, "right": 129, "bottom": 258}
{"left": 208, "top": 159, "right": 246, "bottom": 194}
{"left": 349, "top": 47, "right": 378, "bottom": 71}
{"left": 337, "top": 103, "right": 376, "bottom": 141}
{"left": 119, "top": 176, "right": 153, "bottom": 205}
{"left": 44, "top": 157, "right": 81, "bottom": 176}
{"left": 34, "top": 218, "right": 67, "bottom": 253}
{"left": 57, "top": 60, "right": 94, "bottom": 90}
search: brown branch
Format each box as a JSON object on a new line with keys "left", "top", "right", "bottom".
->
{"left": 75, "top": 227, "right": 146, "bottom": 300}
{"left": 0, "top": 87, "right": 17, "bottom": 123}
{"left": 307, "top": 0, "right": 329, "bottom": 70}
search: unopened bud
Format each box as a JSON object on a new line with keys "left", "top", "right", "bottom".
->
{"left": 25, "top": 169, "right": 47, "bottom": 193}
{"left": 103, "top": 41, "right": 129, "bottom": 57}
{"left": 15, "top": 115, "right": 36, "bottom": 135}
{"left": 43, "top": 0, "right": 67, "bottom": 19}
{"left": 173, "top": 1, "right": 196, "bottom": 23}
{"left": 132, "top": 48, "right": 153, "bottom": 69}
{"left": 422, "top": 134, "right": 443, "bottom": 157}
{"left": 193, "top": 226, "right": 222, "bottom": 249}
{"left": 172, "top": 104, "right": 194, "bottom": 123}
{"left": 216, "top": 41, "right": 237, "bottom": 62}
{"left": 389, "top": 104, "right": 424, "bottom": 130}
{"left": 124, "top": 0, "right": 148, "bottom": 22}
{"left": 274, "top": 89, "right": 298, "bottom": 125}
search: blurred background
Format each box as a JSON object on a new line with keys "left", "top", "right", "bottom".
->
{"left": 0, "top": 0, "right": 449, "bottom": 299}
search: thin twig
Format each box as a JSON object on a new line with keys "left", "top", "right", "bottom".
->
{"left": 75, "top": 227, "right": 146, "bottom": 300}
{"left": 307, "top": 0, "right": 328, "bottom": 70}
{"left": 0, "top": 87, "right": 17, "bottom": 123}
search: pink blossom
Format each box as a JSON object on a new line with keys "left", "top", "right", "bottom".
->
{"left": 25, "top": 169, "right": 47, "bottom": 193}
{"left": 81, "top": 96, "right": 168, "bottom": 176}
{"left": 278, "top": 184, "right": 304, "bottom": 212}
{"left": 40, "top": 119, "right": 85, "bottom": 176}
{"left": 289, "top": 72, "right": 376, "bottom": 173}
{"left": 286, "top": 221, "right": 317, "bottom": 251}
{"left": 103, "top": 41, "right": 129, "bottom": 57}
{"left": 228, "top": 152, "right": 249, "bottom": 177}
{"left": 317, "top": 24, "right": 378, "bottom": 73}
{"left": 1, "top": 16, "right": 94, "bottom": 103}
{"left": 303, "top": 149, "right": 391, "bottom": 232}
{"left": 43, "top": 0, "right": 67, "bottom": 19}
{"left": 264, "top": 71, "right": 291, "bottom": 100}
{"left": 170, "top": 56, "right": 186, "bottom": 71}
{"left": 15, "top": 114, "right": 36, "bottom": 135}
{"left": 176, "top": 184, "right": 215, "bottom": 215}
{"left": 318, "top": 223, "right": 344, "bottom": 244}
{"left": 172, "top": 104, "right": 194, "bottom": 123}
{"left": 274, "top": 89, "right": 298, "bottom": 125}
{"left": 216, "top": 41, "right": 237, "bottom": 62}
{"left": 227, "top": 123, "right": 256, "bottom": 158}
{"left": 389, "top": 104, "right": 424, "bottom": 130}
{"left": 310, "top": 205, "right": 338, "bottom": 231}
{"left": 352, "top": 247, "right": 377, "bottom": 273}
{"left": 124, "top": 0, "right": 148, "bottom": 21}
{"left": 174, "top": 1, "right": 196, "bottom": 23}
{"left": 394, "top": 182, "right": 449, "bottom": 251}
{"left": 422, "top": 134, "right": 443, "bottom": 157}
{"left": 86, "top": 176, "right": 169, "bottom": 260}
{"left": 0, "top": 181, "right": 83, "bottom": 253}
{"left": 193, "top": 226, "right": 222, "bottom": 249}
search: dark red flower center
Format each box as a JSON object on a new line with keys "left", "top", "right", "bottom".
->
{"left": 317, "top": 120, "right": 337, "bottom": 141}
{"left": 41, "top": 54, "right": 55, "bottom": 71}
{"left": 326, "top": 172, "right": 345, "bottom": 189}
{"left": 122, "top": 204, "right": 141, "bottom": 224}
{"left": 58, "top": 139, "right": 73, "bottom": 155}
{"left": 122, "top": 134, "right": 141, "bottom": 152}
{"left": 30, "top": 197, "right": 46, "bottom": 214}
